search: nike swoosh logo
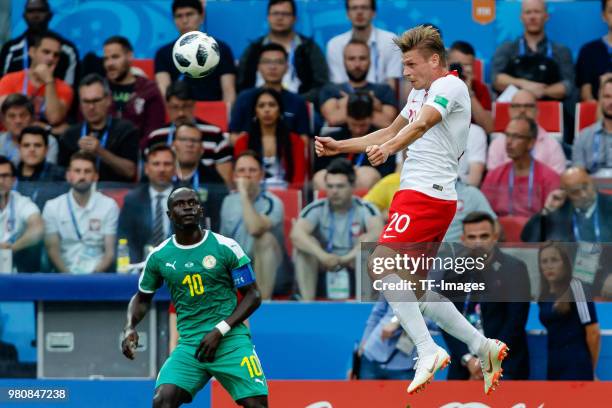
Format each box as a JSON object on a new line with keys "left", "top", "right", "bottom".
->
{"left": 382, "top": 234, "right": 397, "bottom": 239}
{"left": 427, "top": 355, "right": 439, "bottom": 373}
{"left": 486, "top": 352, "right": 493, "bottom": 373}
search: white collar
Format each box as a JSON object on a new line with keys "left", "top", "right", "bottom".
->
{"left": 172, "top": 230, "right": 209, "bottom": 249}
{"left": 69, "top": 188, "right": 95, "bottom": 211}
{"left": 148, "top": 185, "right": 173, "bottom": 199}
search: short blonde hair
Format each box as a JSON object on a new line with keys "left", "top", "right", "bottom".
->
{"left": 394, "top": 25, "right": 446, "bottom": 65}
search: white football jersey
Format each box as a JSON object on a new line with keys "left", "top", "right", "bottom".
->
{"left": 398, "top": 74, "right": 471, "bottom": 200}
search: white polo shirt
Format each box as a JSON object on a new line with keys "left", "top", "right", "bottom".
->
{"left": 42, "top": 190, "right": 119, "bottom": 274}
{"left": 0, "top": 190, "right": 40, "bottom": 244}
{"left": 326, "top": 26, "right": 402, "bottom": 84}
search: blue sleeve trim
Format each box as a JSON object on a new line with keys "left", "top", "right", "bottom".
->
{"left": 232, "top": 263, "right": 256, "bottom": 288}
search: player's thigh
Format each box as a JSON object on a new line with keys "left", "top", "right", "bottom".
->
{"left": 156, "top": 344, "right": 211, "bottom": 400}
{"left": 206, "top": 342, "right": 268, "bottom": 402}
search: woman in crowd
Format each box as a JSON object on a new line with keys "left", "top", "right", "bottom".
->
{"left": 538, "top": 242, "right": 601, "bottom": 380}
{"left": 234, "top": 88, "right": 306, "bottom": 188}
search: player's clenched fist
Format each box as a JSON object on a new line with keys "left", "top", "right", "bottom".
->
{"left": 314, "top": 136, "right": 341, "bottom": 157}
{"left": 121, "top": 327, "right": 139, "bottom": 360}
{"left": 366, "top": 144, "right": 390, "bottom": 166}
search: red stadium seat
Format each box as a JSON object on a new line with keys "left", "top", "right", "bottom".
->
{"left": 132, "top": 59, "right": 155, "bottom": 79}
{"left": 493, "top": 101, "right": 563, "bottom": 137}
{"left": 313, "top": 189, "right": 369, "bottom": 200}
{"left": 498, "top": 215, "right": 530, "bottom": 242}
{"left": 575, "top": 101, "right": 598, "bottom": 137}
{"left": 101, "top": 188, "right": 130, "bottom": 209}
{"left": 269, "top": 188, "right": 303, "bottom": 254}
{"left": 194, "top": 101, "right": 229, "bottom": 132}
{"left": 473, "top": 58, "right": 484, "bottom": 83}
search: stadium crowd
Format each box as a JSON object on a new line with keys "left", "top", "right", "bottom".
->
{"left": 0, "top": 0, "right": 609, "bottom": 383}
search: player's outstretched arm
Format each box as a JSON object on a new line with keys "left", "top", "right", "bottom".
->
{"left": 315, "top": 114, "right": 409, "bottom": 156}
{"left": 121, "top": 291, "right": 154, "bottom": 360}
{"left": 367, "top": 106, "right": 442, "bottom": 166}
{"left": 196, "top": 280, "right": 262, "bottom": 362}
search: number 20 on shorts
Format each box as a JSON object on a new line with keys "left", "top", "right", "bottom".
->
{"left": 241, "top": 354, "right": 264, "bottom": 378}
{"left": 182, "top": 274, "right": 204, "bottom": 297}
{"left": 385, "top": 213, "right": 411, "bottom": 234}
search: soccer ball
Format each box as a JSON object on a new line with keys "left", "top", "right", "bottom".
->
{"left": 172, "top": 31, "right": 220, "bottom": 79}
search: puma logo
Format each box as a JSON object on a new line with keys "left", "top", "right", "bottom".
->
{"left": 485, "top": 352, "right": 494, "bottom": 373}
{"left": 254, "top": 378, "right": 265, "bottom": 385}
{"left": 426, "top": 355, "right": 439, "bottom": 373}
{"left": 165, "top": 261, "right": 176, "bottom": 270}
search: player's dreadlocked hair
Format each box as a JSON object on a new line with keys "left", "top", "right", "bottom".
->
{"left": 394, "top": 25, "right": 446, "bottom": 66}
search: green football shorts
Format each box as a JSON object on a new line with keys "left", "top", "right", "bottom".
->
{"left": 156, "top": 338, "right": 268, "bottom": 401}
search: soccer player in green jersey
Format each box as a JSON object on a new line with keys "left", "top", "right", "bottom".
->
{"left": 121, "top": 187, "right": 268, "bottom": 408}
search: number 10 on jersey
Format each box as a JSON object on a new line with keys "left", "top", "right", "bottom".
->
{"left": 182, "top": 274, "right": 204, "bottom": 296}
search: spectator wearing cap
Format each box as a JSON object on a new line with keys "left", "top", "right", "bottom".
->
{"left": 154, "top": 0, "right": 236, "bottom": 103}
{"left": 319, "top": 39, "right": 397, "bottom": 129}
{"left": 291, "top": 158, "right": 383, "bottom": 300}
{"left": 147, "top": 81, "right": 233, "bottom": 187}
{"left": 58, "top": 74, "right": 138, "bottom": 182}
{"left": 0, "top": 0, "right": 80, "bottom": 86}
{"left": 42, "top": 151, "right": 119, "bottom": 274}
{"left": 119, "top": 144, "right": 175, "bottom": 263}
{"left": 238, "top": 0, "right": 328, "bottom": 103}
{"left": 230, "top": 43, "right": 310, "bottom": 144}
{"left": 0, "top": 31, "right": 74, "bottom": 126}
{"left": 0, "top": 155, "right": 44, "bottom": 272}
{"left": 482, "top": 116, "right": 560, "bottom": 217}
{"left": 103, "top": 36, "right": 165, "bottom": 145}
{"left": 233, "top": 88, "right": 306, "bottom": 188}
{"left": 0, "top": 93, "right": 58, "bottom": 166}
{"left": 314, "top": 92, "right": 392, "bottom": 190}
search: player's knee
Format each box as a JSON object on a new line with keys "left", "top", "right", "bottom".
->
{"left": 153, "top": 386, "right": 184, "bottom": 408}
{"left": 237, "top": 396, "right": 268, "bottom": 408}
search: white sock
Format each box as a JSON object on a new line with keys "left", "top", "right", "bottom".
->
{"left": 381, "top": 274, "right": 438, "bottom": 356}
{"left": 419, "top": 290, "right": 487, "bottom": 355}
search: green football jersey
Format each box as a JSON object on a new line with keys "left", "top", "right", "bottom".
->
{"left": 139, "top": 231, "right": 252, "bottom": 346}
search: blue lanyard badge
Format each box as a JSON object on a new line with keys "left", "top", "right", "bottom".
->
{"left": 81, "top": 118, "right": 111, "bottom": 168}
{"left": 508, "top": 160, "right": 535, "bottom": 215}
{"left": 66, "top": 194, "right": 83, "bottom": 241}
{"left": 519, "top": 37, "right": 552, "bottom": 59}
{"left": 573, "top": 206, "right": 601, "bottom": 242}
{"left": 166, "top": 123, "right": 176, "bottom": 145}
{"left": 326, "top": 205, "right": 355, "bottom": 253}
{"left": 591, "top": 129, "right": 604, "bottom": 173}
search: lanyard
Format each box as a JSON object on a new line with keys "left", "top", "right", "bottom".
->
{"left": 3, "top": 193, "right": 16, "bottom": 244}
{"left": 81, "top": 118, "right": 111, "bottom": 168}
{"left": 519, "top": 37, "right": 552, "bottom": 59}
{"left": 288, "top": 38, "right": 297, "bottom": 81}
{"left": 370, "top": 29, "right": 380, "bottom": 83}
{"left": 355, "top": 153, "right": 365, "bottom": 167}
{"left": 172, "top": 167, "right": 200, "bottom": 190}
{"left": 166, "top": 123, "right": 176, "bottom": 145}
{"left": 591, "top": 129, "right": 607, "bottom": 173}
{"left": 326, "top": 204, "right": 355, "bottom": 252}
{"left": 572, "top": 206, "right": 601, "bottom": 242}
{"left": 508, "top": 160, "right": 535, "bottom": 215}
{"left": 66, "top": 193, "right": 83, "bottom": 241}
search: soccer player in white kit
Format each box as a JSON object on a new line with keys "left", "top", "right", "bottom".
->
{"left": 316, "top": 26, "right": 508, "bottom": 395}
